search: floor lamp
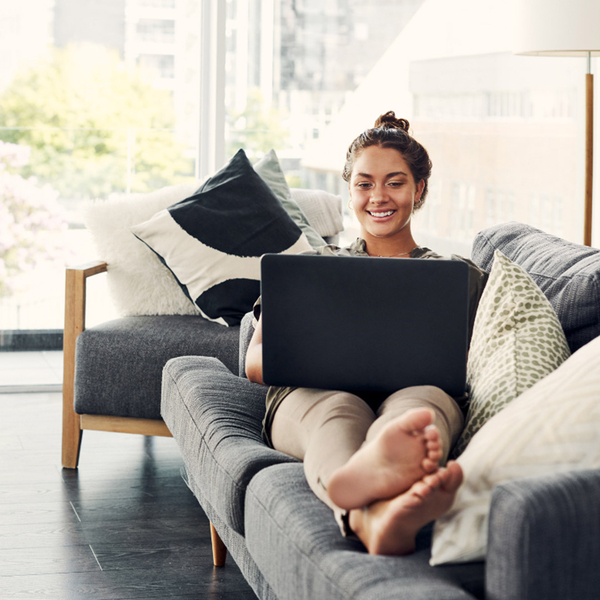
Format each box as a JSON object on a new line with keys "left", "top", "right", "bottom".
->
{"left": 514, "top": 0, "right": 600, "bottom": 247}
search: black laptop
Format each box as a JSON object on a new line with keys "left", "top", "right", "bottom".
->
{"left": 260, "top": 253, "right": 470, "bottom": 397}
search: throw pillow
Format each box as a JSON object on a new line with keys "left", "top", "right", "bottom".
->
{"left": 290, "top": 188, "right": 344, "bottom": 239}
{"left": 471, "top": 222, "right": 600, "bottom": 353}
{"left": 84, "top": 182, "right": 201, "bottom": 316}
{"left": 452, "top": 250, "right": 570, "bottom": 456}
{"left": 430, "top": 332, "right": 600, "bottom": 565}
{"left": 131, "top": 149, "right": 313, "bottom": 326}
{"left": 253, "top": 149, "right": 325, "bottom": 248}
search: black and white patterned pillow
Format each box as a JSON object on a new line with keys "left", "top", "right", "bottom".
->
{"left": 131, "top": 149, "right": 313, "bottom": 326}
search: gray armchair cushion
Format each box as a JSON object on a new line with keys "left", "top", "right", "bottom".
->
{"left": 74, "top": 315, "right": 239, "bottom": 419}
{"left": 161, "top": 355, "right": 297, "bottom": 535}
{"left": 471, "top": 222, "right": 600, "bottom": 353}
{"left": 486, "top": 469, "right": 600, "bottom": 600}
{"left": 245, "top": 463, "right": 484, "bottom": 600}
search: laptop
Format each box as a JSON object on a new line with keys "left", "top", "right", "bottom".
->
{"left": 260, "top": 253, "right": 470, "bottom": 397}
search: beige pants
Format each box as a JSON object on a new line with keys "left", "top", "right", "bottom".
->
{"left": 270, "top": 386, "right": 464, "bottom": 532}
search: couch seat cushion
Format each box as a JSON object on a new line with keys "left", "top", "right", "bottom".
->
{"left": 161, "top": 356, "right": 297, "bottom": 535}
{"left": 245, "top": 463, "right": 484, "bottom": 600}
{"left": 471, "top": 222, "right": 600, "bottom": 353}
{"left": 74, "top": 315, "right": 239, "bottom": 419}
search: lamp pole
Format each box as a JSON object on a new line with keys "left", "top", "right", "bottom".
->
{"left": 585, "top": 52, "right": 594, "bottom": 246}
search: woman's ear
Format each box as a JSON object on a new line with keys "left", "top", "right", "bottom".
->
{"left": 415, "top": 179, "right": 425, "bottom": 203}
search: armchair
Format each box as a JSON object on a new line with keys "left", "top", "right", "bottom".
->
{"left": 61, "top": 261, "right": 171, "bottom": 469}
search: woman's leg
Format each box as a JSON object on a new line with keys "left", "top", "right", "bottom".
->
{"left": 270, "top": 388, "right": 376, "bottom": 516}
{"left": 348, "top": 461, "right": 464, "bottom": 555}
{"left": 371, "top": 385, "right": 464, "bottom": 463}
{"left": 327, "top": 386, "right": 463, "bottom": 510}
{"left": 339, "top": 387, "right": 465, "bottom": 556}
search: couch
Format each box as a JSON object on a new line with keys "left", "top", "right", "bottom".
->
{"left": 161, "top": 221, "right": 600, "bottom": 600}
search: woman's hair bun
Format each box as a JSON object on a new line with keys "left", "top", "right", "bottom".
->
{"left": 374, "top": 111, "right": 410, "bottom": 133}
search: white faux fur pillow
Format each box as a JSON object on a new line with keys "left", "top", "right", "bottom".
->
{"left": 84, "top": 182, "right": 201, "bottom": 316}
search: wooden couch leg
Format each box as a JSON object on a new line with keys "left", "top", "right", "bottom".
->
{"left": 210, "top": 522, "right": 227, "bottom": 567}
{"left": 62, "top": 405, "right": 82, "bottom": 469}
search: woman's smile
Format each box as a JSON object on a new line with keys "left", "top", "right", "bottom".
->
{"left": 367, "top": 209, "right": 396, "bottom": 219}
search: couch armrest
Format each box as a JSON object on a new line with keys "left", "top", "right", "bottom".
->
{"left": 62, "top": 261, "right": 108, "bottom": 468}
{"left": 162, "top": 356, "right": 297, "bottom": 534}
{"left": 486, "top": 469, "right": 600, "bottom": 600}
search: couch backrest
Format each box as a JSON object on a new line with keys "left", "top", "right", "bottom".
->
{"left": 471, "top": 221, "right": 600, "bottom": 353}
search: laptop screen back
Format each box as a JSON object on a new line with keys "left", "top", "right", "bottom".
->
{"left": 261, "top": 253, "right": 469, "bottom": 397}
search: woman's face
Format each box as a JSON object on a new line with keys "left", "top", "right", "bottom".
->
{"left": 348, "top": 145, "right": 424, "bottom": 243}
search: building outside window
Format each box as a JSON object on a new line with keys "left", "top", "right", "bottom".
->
{"left": 135, "top": 19, "right": 175, "bottom": 44}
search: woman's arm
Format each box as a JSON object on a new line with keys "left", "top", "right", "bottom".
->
{"left": 245, "top": 314, "right": 264, "bottom": 384}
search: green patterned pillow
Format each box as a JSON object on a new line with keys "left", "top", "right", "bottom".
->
{"left": 453, "top": 250, "right": 570, "bottom": 456}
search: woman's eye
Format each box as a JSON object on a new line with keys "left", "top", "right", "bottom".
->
{"left": 388, "top": 181, "right": 403, "bottom": 187}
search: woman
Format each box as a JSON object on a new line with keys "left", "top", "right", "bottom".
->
{"left": 245, "top": 112, "right": 487, "bottom": 556}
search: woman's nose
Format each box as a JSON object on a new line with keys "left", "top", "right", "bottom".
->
{"left": 370, "top": 185, "right": 387, "bottom": 202}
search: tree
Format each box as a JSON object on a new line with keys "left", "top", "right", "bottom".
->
{"left": 0, "top": 44, "right": 190, "bottom": 200}
{"left": 0, "top": 141, "right": 66, "bottom": 297}
{"left": 226, "top": 88, "right": 290, "bottom": 162}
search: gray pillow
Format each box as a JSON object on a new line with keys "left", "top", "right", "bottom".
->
{"left": 471, "top": 222, "right": 600, "bottom": 353}
{"left": 253, "top": 149, "right": 325, "bottom": 248}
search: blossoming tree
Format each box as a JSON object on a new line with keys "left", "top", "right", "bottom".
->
{"left": 0, "top": 141, "right": 66, "bottom": 297}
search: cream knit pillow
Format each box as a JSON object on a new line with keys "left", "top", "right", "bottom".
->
{"left": 431, "top": 332, "right": 600, "bottom": 565}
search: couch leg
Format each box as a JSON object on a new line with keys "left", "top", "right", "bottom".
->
{"left": 210, "top": 522, "right": 227, "bottom": 567}
{"left": 62, "top": 413, "right": 82, "bottom": 469}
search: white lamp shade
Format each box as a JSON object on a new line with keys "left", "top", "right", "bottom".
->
{"left": 514, "top": 0, "right": 600, "bottom": 56}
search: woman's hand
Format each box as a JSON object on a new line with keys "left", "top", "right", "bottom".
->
{"left": 245, "top": 314, "right": 264, "bottom": 384}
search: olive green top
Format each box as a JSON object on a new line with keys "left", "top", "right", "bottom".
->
{"left": 253, "top": 238, "right": 488, "bottom": 447}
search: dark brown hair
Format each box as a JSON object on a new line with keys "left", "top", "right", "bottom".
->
{"left": 342, "top": 111, "right": 432, "bottom": 210}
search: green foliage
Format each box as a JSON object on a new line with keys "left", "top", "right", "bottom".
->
{"left": 227, "top": 88, "right": 290, "bottom": 162}
{"left": 0, "top": 44, "right": 190, "bottom": 199}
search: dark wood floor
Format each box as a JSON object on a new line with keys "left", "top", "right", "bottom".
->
{"left": 0, "top": 391, "right": 257, "bottom": 599}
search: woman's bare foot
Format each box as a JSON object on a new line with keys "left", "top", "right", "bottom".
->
{"left": 327, "top": 408, "right": 443, "bottom": 510}
{"left": 348, "top": 461, "right": 463, "bottom": 556}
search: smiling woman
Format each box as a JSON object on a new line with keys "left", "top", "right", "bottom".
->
{"left": 244, "top": 110, "right": 489, "bottom": 557}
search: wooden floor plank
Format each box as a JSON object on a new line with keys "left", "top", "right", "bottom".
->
{"left": 0, "top": 500, "right": 79, "bottom": 527}
{"left": 0, "top": 521, "right": 88, "bottom": 550}
{"left": 90, "top": 539, "right": 213, "bottom": 572}
{"left": 0, "top": 545, "right": 100, "bottom": 577}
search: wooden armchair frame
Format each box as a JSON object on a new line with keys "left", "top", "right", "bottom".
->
{"left": 61, "top": 261, "right": 227, "bottom": 566}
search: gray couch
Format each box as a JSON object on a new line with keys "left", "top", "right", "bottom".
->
{"left": 161, "top": 222, "right": 600, "bottom": 600}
